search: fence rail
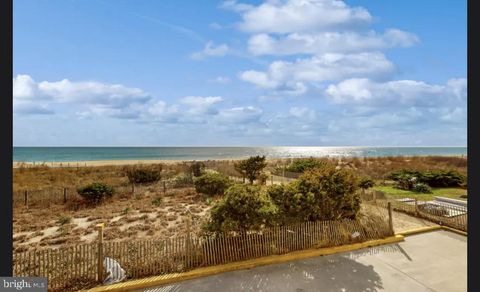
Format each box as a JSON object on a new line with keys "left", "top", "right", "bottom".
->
{"left": 13, "top": 217, "right": 393, "bottom": 291}
{"left": 362, "top": 190, "right": 467, "bottom": 232}
{"left": 13, "top": 179, "right": 178, "bottom": 208}
{"left": 13, "top": 171, "right": 298, "bottom": 208}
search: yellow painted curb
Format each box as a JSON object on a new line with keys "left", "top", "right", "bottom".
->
{"left": 441, "top": 226, "right": 468, "bottom": 236}
{"left": 84, "top": 235, "right": 404, "bottom": 292}
{"left": 395, "top": 226, "right": 467, "bottom": 237}
{"left": 395, "top": 225, "right": 442, "bottom": 236}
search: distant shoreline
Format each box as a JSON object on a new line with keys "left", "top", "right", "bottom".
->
{"left": 12, "top": 146, "right": 467, "bottom": 166}
{"left": 13, "top": 155, "right": 467, "bottom": 168}
{"left": 13, "top": 159, "right": 239, "bottom": 168}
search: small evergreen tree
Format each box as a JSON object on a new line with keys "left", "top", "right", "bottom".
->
{"left": 234, "top": 155, "right": 268, "bottom": 184}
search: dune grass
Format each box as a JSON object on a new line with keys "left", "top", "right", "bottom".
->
{"left": 372, "top": 185, "right": 467, "bottom": 201}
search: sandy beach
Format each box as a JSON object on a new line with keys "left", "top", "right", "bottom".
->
{"left": 12, "top": 154, "right": 467, "bottom": 168}
{"left": 13, "top": 158, "right": 258, "bottom": 168}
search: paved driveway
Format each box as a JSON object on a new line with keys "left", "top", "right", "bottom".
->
{"left": 137, "top": 230, "right": 466, "bottom": 292}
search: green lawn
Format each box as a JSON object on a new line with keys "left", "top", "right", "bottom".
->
{"left": 372, "top": 185, "right": 467, "bottom": 201}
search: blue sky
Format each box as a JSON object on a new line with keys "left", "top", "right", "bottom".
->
{"left": 13, "top": 0, "right": 466, "bottom": 146}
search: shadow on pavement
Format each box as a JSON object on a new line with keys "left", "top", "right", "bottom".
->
{"left": 141, "top": 254, "right": 391, "bottom": 292}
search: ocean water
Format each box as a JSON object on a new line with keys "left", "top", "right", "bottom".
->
{"left": 13, "top": 147, "right": 467, "bottom": 162}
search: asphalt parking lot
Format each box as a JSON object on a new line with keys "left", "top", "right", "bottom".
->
{"left": 138, "top": 230, "right": 467, "bottom": 292}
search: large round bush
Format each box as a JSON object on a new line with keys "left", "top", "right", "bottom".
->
{"left": 286, "top": 158, "right": 327, "bottom": 173}
{"left": 125, "top": 166, "right": 162, "bottom": 184}
{"left": 194, "top": 172, "right": 231, "bottom": 196}
{"left": 412, "top": 183, "right": 432, "bottom": 194}
{"left": 273, "top": 164, "right": 361, "bottom": 221}
{"left": 359, "top": 177, "right": 375, "bottom": 189}
{"left": 77, "top": 183, "right": 115, "bottom": 203}
{"left": 172, "top": 173, "right": 194, "bottom": 188}
{"left": 421, "top": 170, "right": 466, "bottom": 187}
{"left": 203, "top": 184, "right": 278, "bottom": 233}
{"left": 388, "top": 169, "right": 466, "bottom": 189}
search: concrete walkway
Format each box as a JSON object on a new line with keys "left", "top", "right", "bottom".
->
{"left": 137, "top": 230, "right": 466, "bottom": 292}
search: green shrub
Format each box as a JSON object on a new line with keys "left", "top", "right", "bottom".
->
{"left": 388, "top": 170, "right": 421, "bottom": 190}
{"left": 387, "top": 170, "right": 423, "bottom": 181}
{"left": 421, "top": 170, "right": 465, "bottom": 187}
{"left": 412, "top": 183, "right": 432, "bottom": 194}
{"left": 189, "top": 161, "right": 206, "bottom": 177}
{"left": 288, "top": 164, "right": 360, "bottom": 221}
{"left": 203, "top": 184, "right": 278, "bottom": 233}
{"left": 194, "top": 172, "right": 231, "bottom": 196}
{"left": 359, "top": 177, "right": 375, "bottom": 189}
{"left": 151, "top": 197, "right": 162, "bottom": 206}
{"left": 77, "top": 183, "right": 114, "bottom": 203}
{"left": 234, "top": 156, "right": 267, "bottom": 184}
{"left": 258, "top": 173, "right": 269, "bottom": 185}
{"left": 388, "top": 169, "right": 466, "bottom": 189}
{"left": 122, "top": 207, "right": 131, "bottom": 215}
{"left": 172, "top": 173, "right": 194, "bottom": 188}
{"left": 125, "top": 166, "right": 162, "bottom": 185}
{"left": 266, "top": 164, "right": 360, "bottom": 223}
{"left": 56, "top": 216, "right": 72, "bottom": 225}
{"left": 266, "top": 183, "right": 310, "bottom": 224}
{"left": 286, "top": 158, "right": 327, "bottom": 173}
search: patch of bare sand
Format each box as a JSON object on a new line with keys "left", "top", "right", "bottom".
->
{"left": 392, "top": 211, "right": 438, "bottom": 233}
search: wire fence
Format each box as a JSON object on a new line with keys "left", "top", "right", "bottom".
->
{"left": 361, "top": 190, "right": 467, "bottom": 232}
{"left": 13, "top": 170, "right": 300, "bottom": 209}
{"left": 12, "top": 179, "right": 179, "bottom": 208}
{"left": 13, "top": 215, "right": 393, "bottom": 291}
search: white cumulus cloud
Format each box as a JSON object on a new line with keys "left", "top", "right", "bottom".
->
{"left": 229, "top": 0, "right": 372, "bottom": 33}
{"left": 240, "top": 52, "right": 394, "bottom": 94}
{"left": 225, "top": 0, "right": 421, "bottom": 97}
{"left": 13, "top": 74, "right": 152, "bottom": 116}
{"left": 247, "top": 29, "right": 419, "bottom": 56}
{"left": 325, "top": 78, "right": 467, "bottom": 107}
{"left": 190, "top": 42, "right": 230, "bottom": 60}
{"left": 216, "top": 106, "right": 263, "bottom": 123}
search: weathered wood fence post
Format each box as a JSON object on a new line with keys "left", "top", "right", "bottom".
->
{"left": 387, "top": 202, "right": 394, "bottom": 233}
{"left": 271, "top": 175, "right": 274, "bottom": 185}
{"left": 414, "top": 199, "right": 418, "bottom": 216}
{"left": 131, "top": 183, "right": 135, "bottom": 196}
{"left": 96, "top": 223, "right": 105, "bottom": 282}
{"left": 163, "top": 181, "right": 166, "bottom": 195}
{"left": 63, "top": 188, "right": 67, "bottom": 204}
{"left": 24, "top": 190, "right": 28, "bottom": 207}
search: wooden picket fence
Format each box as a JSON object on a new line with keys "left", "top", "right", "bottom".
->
{"left": 13, "top": 217, "right": 393, "bottom": 291}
